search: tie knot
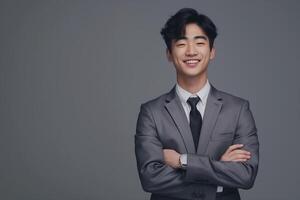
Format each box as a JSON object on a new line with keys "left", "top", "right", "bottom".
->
{"left": 187, "top": 96, "right": 200, "bottom": 108}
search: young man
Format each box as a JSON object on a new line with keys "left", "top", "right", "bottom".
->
{"left": 135, "top": 8, "right": 259, "bottom": 200}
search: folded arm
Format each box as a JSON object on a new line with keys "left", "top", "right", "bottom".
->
{"left": 185, "top": 101, "right": 259, "bottom": 189}
{"left": 135, "top": 104, "right": 197, "bottom": 199}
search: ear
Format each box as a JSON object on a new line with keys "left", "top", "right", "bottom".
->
{"left": 210, "top": 47, "right": 216, "bottom": 60}
{"left": 166, "top": 49, "right": 173, "bottom": 62}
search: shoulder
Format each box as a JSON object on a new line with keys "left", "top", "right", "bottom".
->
{"left": 212, "top": 87, "right": 254, "bottom": 123}
{"left": 140, "top": 91, "right": 170, "bottom": 111}
{"left": 218, "top": 89, "right": 247, "bottom": 103}
{"left": 212, "top": 87, "right": 250, "bottom": 108}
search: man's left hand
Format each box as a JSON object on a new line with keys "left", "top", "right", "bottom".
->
{"left": 163, "top": 149, "right": 181, "bottom": 169}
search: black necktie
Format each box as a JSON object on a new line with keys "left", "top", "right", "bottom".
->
{"left": 187, "top": 97, "right": 202, "bottom": 150}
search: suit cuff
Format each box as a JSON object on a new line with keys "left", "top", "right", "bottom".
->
{"left": 185, "top": 154, "right": 211, "bottom": 183}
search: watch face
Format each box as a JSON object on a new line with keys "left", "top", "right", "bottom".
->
{"left": 180, "top": 154, "right": 187, "bottom": 168}
{"left": 180, "top": 156, "right": 186, "bottom": 167}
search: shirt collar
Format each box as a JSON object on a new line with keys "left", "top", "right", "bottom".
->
{"left": 176, "top": 80, "right": 211, "bottom": 105}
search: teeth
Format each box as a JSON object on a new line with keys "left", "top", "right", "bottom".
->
{"left": 185, "top": 60, "right": 199, "bottom": 64}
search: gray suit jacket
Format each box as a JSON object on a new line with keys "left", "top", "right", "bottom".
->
{"left": 135, "top": 85, "right": 259, "bottom": 200}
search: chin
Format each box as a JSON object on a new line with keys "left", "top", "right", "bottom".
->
{"left": 180, "top": 72, "right": 201, "bottom": 79}
{"left": 184, "top": 69, "right": 202, "bottom": 76}
{"left": 181, "top": 69, "right": 207, "bottom": 78}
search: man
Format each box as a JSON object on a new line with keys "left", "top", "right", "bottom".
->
{"left": 135, "top": 8, "right": 259, "bottom": 200}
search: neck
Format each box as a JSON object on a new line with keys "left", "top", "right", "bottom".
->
{"left": 177, "top": 73, "right": 208, "bottom": 94}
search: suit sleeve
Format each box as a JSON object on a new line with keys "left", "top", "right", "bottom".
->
{"left": 185, "top": 101, "right": 259, "bottom": 189}
{"left": 135, "top": 104, "right": 198, "bottom": 198}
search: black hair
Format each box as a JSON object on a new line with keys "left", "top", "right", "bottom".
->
{"left": 160, "top": 8, "right": 218, "bottom": 51}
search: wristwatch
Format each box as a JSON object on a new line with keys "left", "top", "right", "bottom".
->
{"left": 179, "top": 154, "right": 187, "bottom": 169}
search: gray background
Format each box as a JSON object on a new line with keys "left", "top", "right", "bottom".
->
{"left": 0, "top": 0, "right": 299, "bottom": 199}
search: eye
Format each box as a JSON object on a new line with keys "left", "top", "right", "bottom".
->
{"left": 196, "top": 42, "right": 205, "bottom": 45}
{"left": 176, "top": 43, "right": 186, "bottom": 47}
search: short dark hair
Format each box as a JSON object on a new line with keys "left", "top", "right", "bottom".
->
{"left": 160, "top": 8, "right": 218, "bottom": 51}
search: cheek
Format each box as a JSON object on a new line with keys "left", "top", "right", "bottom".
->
{"left": 173, "top": 49, "right": 185, "bottom": 57}
{"left": 172, "top": 54, "right": 183, "bottom": 63}
{"left": 202, "top": 51, "right": 212, "bottom": 60}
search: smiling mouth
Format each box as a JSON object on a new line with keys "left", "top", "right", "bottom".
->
{"left": 183, "top": 59, "right": 200, "bottom": 67}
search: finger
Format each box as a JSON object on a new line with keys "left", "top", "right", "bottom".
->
{"left": 227, "top": 144, "right": 244, "bottom": 152}
{"left": 163, "top": 149, "right": 173, "bottom": 153}
{"left": 228, "top": 151, "right": 251, "bottom": 159}
{"left": 163, "top": 149, "right": 171, "bottom": 151}
{"left": 229, "top": 153, "right": 251, "bottom": 160}
{"left": 231, "top": 151, "right": 251, "bottom": 158}
{"left": 229, "top": 149, "right": 251, "bottom": 155}
{"left": 231, "top": 158, "right": 248, "bottom": 162}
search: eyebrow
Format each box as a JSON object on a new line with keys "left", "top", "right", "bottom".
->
{"left": 176, "top": 35, "right": 208, "bottom": 41}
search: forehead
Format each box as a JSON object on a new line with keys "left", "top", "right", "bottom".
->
{"left": 183, "top": 23, "right": 207, "bottom": 38}
{"left": 172, "top": 23, "right": 209, "bottom": 43}
{"left": 173, "top": 23, "right": 208, "bottom": 42}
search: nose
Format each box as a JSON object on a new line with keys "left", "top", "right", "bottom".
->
{"left": 185, "top": 43, "right": 198, "bottom": 56}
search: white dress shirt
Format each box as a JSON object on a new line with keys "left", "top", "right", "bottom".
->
{"left": 175, "top": 80, "right": 223, "bottom": 193}
{"left": 176, "top": 80, "right": 210, "bottom": 121}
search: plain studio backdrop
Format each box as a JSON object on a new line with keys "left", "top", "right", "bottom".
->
{"left": 0, "top": 1, "right": 299, "bottom": 200}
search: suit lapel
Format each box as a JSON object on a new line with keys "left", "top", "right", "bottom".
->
{"left": 197, "top": 86, "right": 223, "bottom": 154}
{"left": 164, "top": 85, "right": 223, "bottom": 154}
{"left": 164, "top": 87, "right": 196, "bottom": 153}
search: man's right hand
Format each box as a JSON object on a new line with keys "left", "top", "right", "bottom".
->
{"left": 220, "top": 144, "right": 251, "bottom": 162}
